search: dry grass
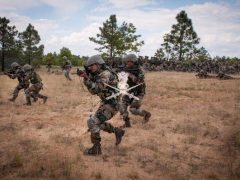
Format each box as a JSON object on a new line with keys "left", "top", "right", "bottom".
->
{"left": 0, "top": 69, "right": 240, "bottom": 179}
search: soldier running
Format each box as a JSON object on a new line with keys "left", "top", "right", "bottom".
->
{"left": 22, "top": 64, "right": 48, "bottom": 105}
{"left": 62, "top": 56, "right": 72, "bottom": 81}
{"left": 77, "top": 55, "right": 125, "bottom": 155}
{"left": 4, "top": 62, "right": 30, "bottom": 102}
{"left": 119, "top": 54, "right": 151, "bottom": 128}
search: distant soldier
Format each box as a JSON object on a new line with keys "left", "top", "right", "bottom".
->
{"left": 4, "top": 62, "right": 30, "bottom": 102}
{"left": 195, "top": 69, "right": 208, "bottom": 78}
{"left": 216, "top": 71, "right": 234, "bottom": 80}
{"left": 46, "top": 59, "right": 52, "bottom": 72}
{"left": 119, "top": 54, "right": 151, "bottom": 128}
{"left": 62, "top": 56, "right": 72, "bottom": 81}
{"left": 23, "top": 64, "right": 48, "bottom": 105}
{"left": 77, "top": 55, "right": 125, "bottom": 155}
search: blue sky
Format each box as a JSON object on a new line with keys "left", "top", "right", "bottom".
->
{"left": 1, "top": 0, "right": 240, "bottom": 57}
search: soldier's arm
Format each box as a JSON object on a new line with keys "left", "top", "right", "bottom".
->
{"left": 128, "top": 73, "right": 139, "bottom": 83}
{"left": 9, "top": 73, "right": 17, "bottom": 79}
{"left": 24, "top": 72, "right": 31, "bottom": 81}
{"left": 83, "top": 71, "right": 110, "bottom": 94}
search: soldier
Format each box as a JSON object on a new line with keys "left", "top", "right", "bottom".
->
{"left": 5, "top": 62, "right": 30, "bottom": 102}
{"left": 119, "top": 54, "right": 151, "bottom": 128}
{"left": 216, "top": 70, "right": 234, "bottom": 80}
{"left": 46, "top": 59, "right": 52, "bottom": 72}
{"left": 195, "top": 69, "right": 208, "bottom": 78}
{"left": 23, "top": 64, "right": 48, "bottom": 105}
{"left": 78, "top": 55, "right": 125, "bottom": 155}
{"left": 62, "top": 56, "right": 72, "bottom": 81}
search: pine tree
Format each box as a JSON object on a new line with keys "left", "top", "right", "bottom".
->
{"left": 89, "top": 14, "right": 144, "bottom": 59}
{"left": 19, "top": 23, "right": 43, "bottom": 65}
{"left": 0, "top": 17, "right": 18, "bottom": 71}
{"left": 161, "top": 10, "right": 200, "bottom": 61}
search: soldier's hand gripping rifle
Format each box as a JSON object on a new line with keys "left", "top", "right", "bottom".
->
{"left": 3, "top": 70, "right": 15, "bottom": 78}
{"left": 75, "top": 66, "right": 90, "bottom": 79}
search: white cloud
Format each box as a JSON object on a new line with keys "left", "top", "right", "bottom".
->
{"left": 44, "top": 23, "right": 101, "bottom": 55}
{"left": 89, "top": 2, "right": 240, "bottom": 57}
{"left": 0, "top": 11, "right": 58, "bottom": 32}
{"left": 39, "top": 0, "right": 88, "bottom": 15}
{"left": 1, "top": 0, "right": 240, "bottom": 57}
{"left": 183, "top": 2, "right": 240, "bottom": 57}
{"left": 106, "top": 0, "right": 154, "bottom": 8}
{"left": 0, "top": 0, "right": 40, "bottom": 11}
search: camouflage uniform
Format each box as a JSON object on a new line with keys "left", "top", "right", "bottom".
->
{"left": 82, "top": 55, "right": 125, "bottom": 155}
{"left": 46, "top": 60, "right": 52, "bottom": 72}
{"left": 6, "top": 62, "right": 30, "bottom": 102}
{"left": 23, "top": 64, "right": 48, "bottom": 105}
{"left": 119, "top": 54, "right": 151, "bottom": 128}
{"left": 62, "top": 56, "right": 72, "bottom": 80}
{"left": 217, "top": 71, "right": 234, "bottom": 80}
{"left": 195, "top": 69, "right": 208, "bottom": 78}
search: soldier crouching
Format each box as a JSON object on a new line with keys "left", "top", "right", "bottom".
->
{"left": 5, "top": 62, "right": 30, "bottom": 102}
{"left": 22, "top": 64, "right": 48, "bottom": 105}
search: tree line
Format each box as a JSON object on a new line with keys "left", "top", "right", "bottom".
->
{"left": 1, "top": 11, "right": 239, "bottom": 72}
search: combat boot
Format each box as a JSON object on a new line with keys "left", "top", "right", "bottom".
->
{"left": 84, "top": 132, "right": 102, "bottom": 156}
{"left": 84, "top": 143, "right": 102, "bottom": 155}
{"left": 123, "top": 117, "right": 131, "bottom": 128}
{"left": 100, "top": 123, "right": 125, "bottom": 145}
{"left": 143, "top": 110, "right": 151, "bottom": 123}
{"left": 115, "top": 128, "right": 125, "bottom": 146}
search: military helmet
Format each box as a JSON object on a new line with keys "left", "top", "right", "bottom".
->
{"left": 123, "top": 54, "right": 138, "bottom": 63}
{"left": 86, "top": 55, "right": 105, "bottom": 66}
{"left": 11, "top": 62, "right": 19, "bottom": 69}
{"left": 22, "top": 64, "right": 32, "bottom": 72}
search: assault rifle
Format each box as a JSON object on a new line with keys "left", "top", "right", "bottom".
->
{"left": 3, "top": 69, "right": 15, "bottom": 78}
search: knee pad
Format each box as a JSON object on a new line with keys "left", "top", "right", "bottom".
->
{"left": 87, "top": 116, "right": 101, "bottom": 133}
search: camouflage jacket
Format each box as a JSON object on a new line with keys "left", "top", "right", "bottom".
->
{"left": 62, "top": 60, "right": 72, "bottom": 70}
{"left": 7, "top": 67, "right": 30, "bottom": 87}
{"left": 25, "top": 71, "right": 42, "bottom": 84}
{"left": 84, "top": 69, "right": 118, "bottom": 103}
{"left": 125, "top": 66, "right": 146, "bottom": 96}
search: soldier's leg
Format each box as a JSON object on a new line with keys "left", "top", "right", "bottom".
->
{"left": 96, "top": 103, "right": 125, "bottom": 145}
{"left": 24, "top": 86, "right": 35, "bottom": 105}
{"left": 38, "top": 93, "right": 48, "bottom": 103}
{"left": 64, "top": 70, "right": 72, "bottom": 81}
{"left": 34, "top": 83, "right": 48, "bottom": 103}
{"left": 9, "top": 84, "right": 22, "bottom": 102}
{"left": 119, "top": 97, "right": 131, "bottom": 127}
{"left": 67, "top": 69, "right": 72, "bottom": 81}
{"left": 30, "top": 91, "right": 38, "bottom": 102}
{"left": 84, "top": 116, "right": 102, "bottom": 155}
{"left": 129, "top": 97, "right": 151, "bottom": 123}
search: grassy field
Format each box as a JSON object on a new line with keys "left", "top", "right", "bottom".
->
{"left": 0, "top": 70, "right": 239, "bottom": 179}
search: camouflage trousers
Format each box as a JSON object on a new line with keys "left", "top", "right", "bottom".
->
{"left": 25, "top": 82, "right": 46, "bottom": 101}
{"left": 11, "top": 83, "right": 29, "bottom": 101}
{"left": 119, "top": 95, "right": 147, "bottom": 120}
{"left": 63, "top": 69, "right": 72, "bottom": 80}
{"left": 87, "top": 101, "right": 119, "bottom": 134}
